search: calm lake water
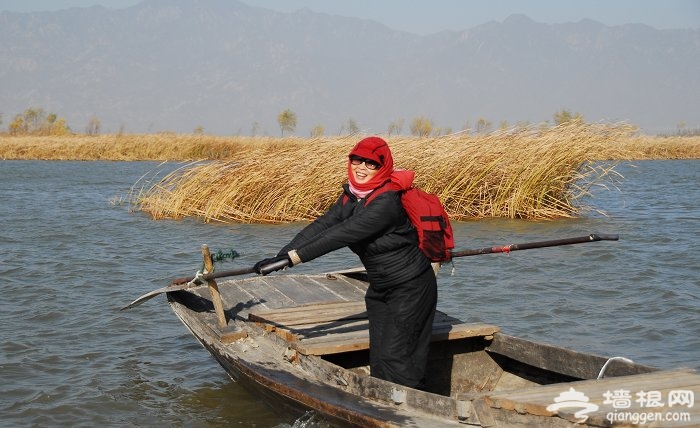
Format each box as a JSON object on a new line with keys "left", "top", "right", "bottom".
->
{"left": 1, "top": 160, "right": 698, "bottom": 427}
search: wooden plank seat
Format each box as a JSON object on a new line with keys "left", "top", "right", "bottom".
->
{"left": 248, "top": 301, "right": 499, "bottom": 356}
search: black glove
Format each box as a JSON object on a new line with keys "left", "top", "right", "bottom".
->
{"left": 253, "top": 254, "right": 291, "bottom": 275}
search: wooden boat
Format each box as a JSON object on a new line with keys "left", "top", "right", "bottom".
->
{"left": 165, "top": 269, "right": 699, "bottom": 427}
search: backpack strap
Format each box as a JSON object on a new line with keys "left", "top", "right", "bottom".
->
{"left": 364, "top": 181, "right": 393, "bottom": 205}
{"left": 342, "top": 180, "right": 393, "bottom": 206}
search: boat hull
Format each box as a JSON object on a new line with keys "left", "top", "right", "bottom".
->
{"left": 164, "top": 273, "right": 697, "bottom": 427}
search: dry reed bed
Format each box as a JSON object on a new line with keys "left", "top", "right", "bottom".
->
{"left": 0, "top": 133, "right": 283, "bottom": 161}
{"left": 132, "top": 124, "right": 636, "bottom": 223}
{"left": 2, "top": 127, "right": 699, "bottom": 161}
{"left": 3, "top": 125, "right": 698, "bottom": 223}
{"left": 616, "top": 135, "right": 700, "bottom": 159}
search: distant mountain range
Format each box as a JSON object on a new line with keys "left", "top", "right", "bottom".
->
{"left": 1, "top": 0, "right": 698, "bottom": 136}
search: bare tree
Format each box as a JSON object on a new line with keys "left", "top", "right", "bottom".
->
{"left": 553, "top": 109, "right": 583, "bottom": 125}
{"left": 277, "top": 109, "right": 297, "bottom": 136}
{"left": 409, "top": 116, "right": 433, "bottom": 137}
{"left": 85, "top": 116, "right": 101, "bottom": 136}
{"left": 346, "top": 118, "right": 359, "bottom": 135}
{"left": 9, "top": 107, "right": 69, "bottom": 135}
{"left": 475, "top": 117, "right": 492, "bottom": 134}
{"left": 387, "top": 118, "right": 404, "bottom": 136}
{"left": 310, "top": 124, "right": 324, "bottom": 137}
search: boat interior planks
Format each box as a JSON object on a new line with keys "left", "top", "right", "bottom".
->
{"left": 164, "top": 271, "right": 699, "bottom": 427}
{"left": 214, "top": 272, "right": 368, "bottom": 320}
{"left": 247, "top": 300, "right": 499, "bottom": 356}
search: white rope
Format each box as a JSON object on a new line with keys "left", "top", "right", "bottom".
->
{"left": 597, "top": 356, "right": 634, "bottom": 379}
{"left": 186, "top": 270, "right": 205, "bottom": 287}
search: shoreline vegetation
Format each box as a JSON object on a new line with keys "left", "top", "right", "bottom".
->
{"left": 2, "top": 123, "right": 699, "bottom": 223}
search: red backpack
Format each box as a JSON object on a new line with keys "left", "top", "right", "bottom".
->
{"left": 345, "top": 186, "right": 455, "bottom": 262}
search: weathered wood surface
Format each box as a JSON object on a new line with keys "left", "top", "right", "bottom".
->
{"left": 169, "top": 296, "right": 457, "bottom": 428}
{"left": 216, "top": 272, "right": 368, "bottom": 320}
{"left": 487, "top": 369, "right": 700, "bottom": 425}
{"left": 168, "top": 272, "right": 699, "bottom": 427}
{"left": 201, "top": 244, "right": 227, "bottom": 328}
{"left": 487, "top": 333, "right": 658, "bottom": 380}
{"left": 247, "top": 300, "right": 499, "bottom": 356}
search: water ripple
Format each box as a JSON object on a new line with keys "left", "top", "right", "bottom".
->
{"left": 1, "top": 160, "right": 698, "bottom": 426}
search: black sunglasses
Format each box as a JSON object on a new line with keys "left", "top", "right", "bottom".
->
{"left": 349, "top": 155, "right": 382, "bottom": 170}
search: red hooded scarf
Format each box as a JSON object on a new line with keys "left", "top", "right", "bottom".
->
{"left": 347, "top": 137, "right": 414, "bottom": 197}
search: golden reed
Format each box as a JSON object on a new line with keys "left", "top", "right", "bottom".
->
{"left": 2, "top": 123, "right": 698, "bottom": 223}
{"left": 129, "top": 123, "right": 699, "bottom": 223}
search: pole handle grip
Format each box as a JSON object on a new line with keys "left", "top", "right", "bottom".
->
{"left": 258, "top": 258, "right": 290, "bottom": 275}
{"left": 591, "top": 233, "right": 619, "bottom": 241}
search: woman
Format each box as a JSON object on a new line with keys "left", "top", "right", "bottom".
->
{"left": 254, "top": 136, "right": 437, "bottom": 389}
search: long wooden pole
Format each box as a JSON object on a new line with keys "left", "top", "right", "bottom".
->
{"left": 122, "top": 234, "right": 617, "bottom": 311}
{"left": 449, "top": 233, "right": 619, "bottom": 258}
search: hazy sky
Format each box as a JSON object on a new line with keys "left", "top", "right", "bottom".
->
{"left": 1, "top": 0, "right": 698, "bottom": 33}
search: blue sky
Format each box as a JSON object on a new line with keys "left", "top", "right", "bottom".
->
{"left": 1, "top": 0, "right": 698, "bottom": 33}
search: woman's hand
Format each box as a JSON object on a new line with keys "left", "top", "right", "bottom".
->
{"left": 253, "top": 254, "right": 291, "bottom": 275}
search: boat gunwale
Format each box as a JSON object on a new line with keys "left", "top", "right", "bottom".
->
{"left": 164, "top": 271, "right": 688, "bottom": 427}
{"left": 169, "top": 295, "right": 458, "bottom": 426}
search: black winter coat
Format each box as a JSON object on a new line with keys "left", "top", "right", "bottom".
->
{"left": 280, "top": 184, "right": 431, "bottom": 289}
